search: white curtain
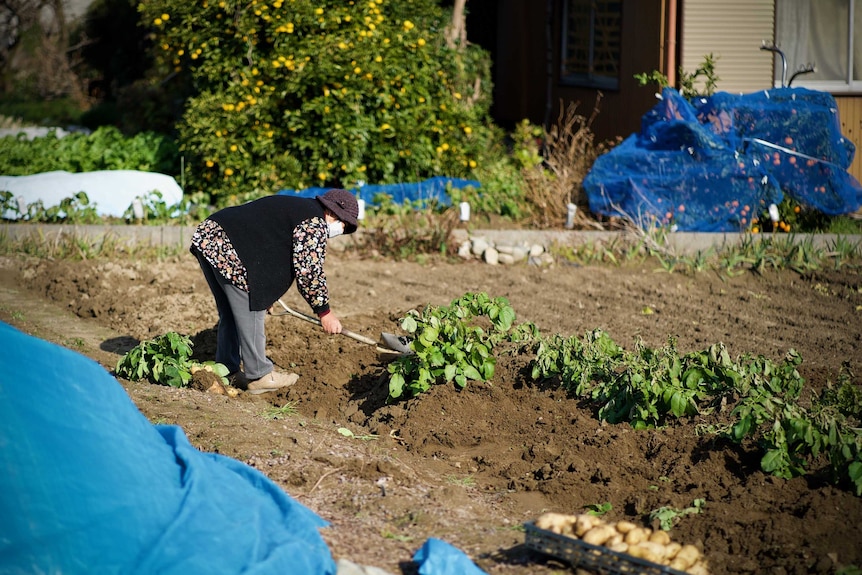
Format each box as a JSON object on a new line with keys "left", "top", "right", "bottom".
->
{"left": 856, "top": 0, "right": 861, "bottom": 81}
{"left": 775, "top": 0, "right": 858, "bottom": 85}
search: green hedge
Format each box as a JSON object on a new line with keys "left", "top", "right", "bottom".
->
{"left": 0, "top": 126, "right": 179, "bottom": 176}
{"left": 136, "top": 0, "right": 499, "bottom": 206}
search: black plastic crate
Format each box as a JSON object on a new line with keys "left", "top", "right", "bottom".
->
{"left": 524, "top": 521, "right": 689, "bottom": 575}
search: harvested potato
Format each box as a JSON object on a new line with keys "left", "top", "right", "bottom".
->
{"left": 605, "top": 532, "right": 624, "bottom": 547}
{"left": 574, "top": 514, "right": 601, "bottom": 537}
{"left": 624, "top": 527, "right": 650, "bottom": 545}
{"left": 649, "top": 529, "right": 671, "bottom": 545}
{"left": 529, "top": 512, "right": 709, "bottom": 575}
{"left": 669, "top": 544, "right": 701, "bottom": 570}
{"left": 615, "top": 520, "right": 637, "bottom": 534}
{"left": 535, "top": 512, "right": 576, "bottom": 535}
{"left": 636, "top": 541, "right": 670, "bottom": 561}
{"left": 582, "top": 524, "right": 618, "bottom": 546}
{"left": 664, "top": 541, "right": 682, "bottom": 560}
{"left": 626, "top": 543, "right": 661, "bottom": 564}
{"left": 687, "top": 562, "right": 710, "bottom": 575}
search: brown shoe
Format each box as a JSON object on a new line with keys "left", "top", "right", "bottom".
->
{"left": 246, "top": 371, "right": 299, "bottom": 395}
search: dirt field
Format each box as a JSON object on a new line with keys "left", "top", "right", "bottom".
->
{"left": 1, "top": 244, "right": 861, "bottom": 575}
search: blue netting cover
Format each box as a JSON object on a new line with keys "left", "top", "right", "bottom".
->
{"left": 0, "top": 321, "right": 336, "bottom": 575}
{"left": 278, "top": 176, "right": 480, "bottom": 207}
{"left": 583, "top": 87, "right": 862, "bottom": 231}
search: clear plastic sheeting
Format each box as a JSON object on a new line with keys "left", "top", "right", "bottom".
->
{"left": 584, "top": 88, "right": 862, "bottom": 232}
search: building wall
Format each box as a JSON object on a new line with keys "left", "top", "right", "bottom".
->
{"left": 835, "top": 96, "right": 862, "bottom": 183}
{"left": 680, "top": 0, "right": 775, "bottom": 94}
{"left": 552, "top": 0, "right": 667, "bottom": 144}
{"left": 490, "top": 0, "right": 551, "bottom": 130}
{"left": 491, "top": 0, "right": 667, "bottom": 144}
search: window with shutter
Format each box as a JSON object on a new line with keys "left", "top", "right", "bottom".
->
{"left": 560, "top": 0, "right": 622, "bottom": 90}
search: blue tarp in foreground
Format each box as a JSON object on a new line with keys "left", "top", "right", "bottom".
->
{"left": 0, "top": 321, "right": 337, "bottom": 575}
{"left": 584, "top": 87, "right": 862, "bottom": 232}
{"left": 0, "top": 322, "right": 490, "bottom": 575}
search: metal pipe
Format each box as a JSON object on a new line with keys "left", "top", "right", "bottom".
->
{"left": 760, "top": 42, "right": 787, "bottom": 88}
{"left": 666, "top": 0, "right": 678, "bottom": 87}
{"left": 849, "top": 0, "right": 855, "bottom": 85}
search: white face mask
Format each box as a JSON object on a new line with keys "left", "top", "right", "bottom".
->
{"left": 327, "top": 221, "right": 345, "bottom": 238}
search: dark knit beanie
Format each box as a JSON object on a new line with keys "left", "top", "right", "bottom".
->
{"left": 316, "top": 189, "right": 359, "bottom": 234}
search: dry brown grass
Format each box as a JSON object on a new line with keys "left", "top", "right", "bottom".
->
{"left": 523, "top": 95, "right": 617, "bottom": 229}
{"left": 348, "top": 206, "right": 461, "bottom": 260}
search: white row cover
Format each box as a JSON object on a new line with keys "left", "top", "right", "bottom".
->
{"left": 0, "top": 170, "right": 183, "bottom": 219}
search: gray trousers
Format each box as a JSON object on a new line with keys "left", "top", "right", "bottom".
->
{"left": 195, "top": 252, "right": 273, "bottom": 380}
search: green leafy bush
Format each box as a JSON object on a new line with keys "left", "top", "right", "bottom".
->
{"left": 136, "top": 0, "right": 498, "bottom": 206}
{"left": 0, "top": 126, "right": 179, "bottom": 176}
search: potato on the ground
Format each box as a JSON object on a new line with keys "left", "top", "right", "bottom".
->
{"left": 669, "top": 544, "right": 702, "bottom": 570}
{"left": 615, "top": 520, "right": 637, "bottom": 534}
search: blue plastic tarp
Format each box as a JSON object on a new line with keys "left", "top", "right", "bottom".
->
{"left": 413, "top": 538, "right": 487, "bottom": 575}
{"left": 0, "top": 321, "right": 336, "bottom": 575}
{"left": 278, "top": 176, "right": 480, "bottom": 207}
{"left": 584, "top": 87, "right": 862, "bottom": 231}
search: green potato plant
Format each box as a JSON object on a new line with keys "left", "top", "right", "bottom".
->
{"left": 529, "top": 326, "right": 862, "bottom": 495}
{"left": 115, "top": 331, "right": 229, "bottom": 388}
{"left": 649, "top": 499, "right": 705, "bottom": 531}
{"left": 386, "top": 292, "right": 518, "bottom": 400}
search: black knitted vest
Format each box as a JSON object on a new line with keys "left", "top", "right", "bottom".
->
{"left": 209, "top": 195, "right": 325, "bottom": 311}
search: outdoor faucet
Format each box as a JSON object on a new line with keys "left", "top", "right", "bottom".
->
{"left": 760, "top": 41, "right": 787, "bottom": 88}
{"left": 760, "top": 41, "right": 817, "bottom": 87}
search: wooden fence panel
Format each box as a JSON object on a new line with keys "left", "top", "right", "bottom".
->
{"left": 835, "top": 96, "right": 862, "bottom": 184}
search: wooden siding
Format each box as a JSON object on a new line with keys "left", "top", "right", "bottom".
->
{"left": 835, "top": 96, "right": 862, "bottom": 184}
{"left": 681, "top": 0, "right": 775, "bottom": 94}
{"left": 549, "top": 0, "right": 666, "bottom": 144}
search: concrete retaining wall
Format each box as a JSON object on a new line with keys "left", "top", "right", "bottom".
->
{"left": 1, "top": 224, "right": 859, "bottom": 256}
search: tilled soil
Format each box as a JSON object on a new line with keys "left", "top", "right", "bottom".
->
{"left": 1, "top": 249, "right": 861, "bottom": 575}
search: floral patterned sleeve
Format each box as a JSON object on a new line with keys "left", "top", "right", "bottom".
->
{"left": 293, "top": 217, "right": 330, "bottom": 315}
{"left": 190, "top": 219, "right": 249, "bottom": 291}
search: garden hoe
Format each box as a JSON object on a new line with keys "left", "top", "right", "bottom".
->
{"left": 272, "top": 299, "right": 413, "bottom": 357}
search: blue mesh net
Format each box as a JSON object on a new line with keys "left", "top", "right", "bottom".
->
{"left": 584, "top": 87, "right": 862, "bottom": 232}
